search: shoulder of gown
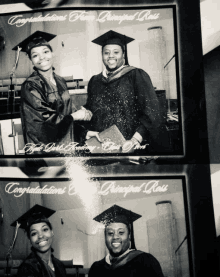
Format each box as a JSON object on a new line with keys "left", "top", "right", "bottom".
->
{"left": 53, "top": 72, "right": 68, "bottom": 87}
{"left": 19, "top": 251, "right": 36, "bottom": 265}
{"left": 17, "top": 252, "right": 39, "bottom": 276}
{"left": 22, "top": 71, "right": 67, "bottom": 89}
{"left": 89, "top": 67, "right": 151, "bottom": 81}
{"left": 127, "top": 67, "right": 152, "bottom": 79}
{"left": 91, "top": 257, "right": 106, "bottom": 266}
{"left": 88, "top": 72, "right": 103, "bottom": 83}
{"left": 52, "top": 255, "right": 66, "bottom": 268}
{"left": 88, "top": 66, "right": 149, "bottom": 83}
{"left": 133, "top": 252, "right": 164, "bottom": 277}
{"left": 89, "top": 258, "right": 106, "bottom": 271}
{"left": 23, "top": 71, "right": 42, "bottom": 84}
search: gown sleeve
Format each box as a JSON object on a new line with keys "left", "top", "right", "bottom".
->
{"left": 148, "top": 254, "right": 165, "bottom": 277}
{"left": 21, "top": 81, "right": 86, "bottom": 145}
{"left": 88, "top": 262, "right": 100, "bottom": 277}
{"left": 139, "top": 253, "right": 164, "bottom": 277}
{"left": 132, "top": 69, "right": 162, "bottom": 142}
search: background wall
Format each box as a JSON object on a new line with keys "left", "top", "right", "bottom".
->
{"left": 0, "top": 8, "right": 178, "bottom": 99}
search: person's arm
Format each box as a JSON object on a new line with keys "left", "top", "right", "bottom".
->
{"left": 81, "top": 76, "right": 99, "bottom": 131}
{"left": 122, "top": 69, "right": 162, "bottom": 152}
{"left": 145, "top": 254, "right": 164, "bottom": 277}
{"left": 21, "top": 81, "right": 76, "bottom": 144}
{"left": 133, "top": 68, "right": 162, "bottom": 142}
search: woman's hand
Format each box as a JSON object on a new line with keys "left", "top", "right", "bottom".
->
{"left": 71, "top": 107, "right": 93, "bottom": 121}
{"left": 86, "top": 131, "right": 102, "bottom": 142}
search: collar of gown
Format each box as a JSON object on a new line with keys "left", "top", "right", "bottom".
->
{"left": 105, "top": 248, "right": 134, "bottom": 265}
{"left": 103, "top": 64, "right": 125, "bottom": 78}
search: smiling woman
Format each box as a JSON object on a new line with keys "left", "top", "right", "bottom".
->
{"left": 12, "top": 30, "right": 99, "bottom": 154}
{"left": 30, "top": 46, "right": 54, "bottom": 73}
{"left": 11, "top": 204, "right": 67, "bottom": 277}
{"left": 29, "top": 222, "right": 54, "bottom": 257}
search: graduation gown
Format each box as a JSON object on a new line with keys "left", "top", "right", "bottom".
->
{"left": 84, "top": 66, "right": 169, "bottom": 152}
{"left": 17, "top": 250, "right": 67, "bottom": 277}
{"left": 88, "top": 250, "right": 164, "bottom": 277}
{"left": 20, "top": 70, "right": 87, "bottom": 149}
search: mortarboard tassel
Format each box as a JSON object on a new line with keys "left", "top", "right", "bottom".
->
{"left": 5, "top": 220, "right": 21, "bottom": 268}
{"left": 123, "top": 35, "right": 129, "bottom": 66}
{"left": 8, "top": 221, "right": 21, "bottom": 252}
{"left": 124, "top": 44, "right": 129, "bottom": 66}
{"left": 10, "top": 46, "right": 22, "bottom": 79}
{"left": 129, "top": 209, "right": 136, "bottom": 250}
{"left": 130, "top": 222, "right": 136, "bottom": 250}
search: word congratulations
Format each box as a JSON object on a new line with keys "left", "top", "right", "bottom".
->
{"left": 5, "top": 183, "right": 66, "bottom": 197}
{"left": 8, "top": 10, "right": 160, "bottom": 27}
{"left": 98, "top": 180, "right": 168, "bottom": 197}
{"left": 5, "top": 180, "right": 168, "bottom": 198}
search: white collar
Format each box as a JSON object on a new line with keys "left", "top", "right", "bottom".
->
{"left": 105, "top": 248, "right": 134, "bottom": 265}
{"left": 103, "top": 64, "right": 125, "bottom": 78}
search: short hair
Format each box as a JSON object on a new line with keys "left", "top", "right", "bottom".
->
{"left": 28, "top": 44, "right": 53, "bottom": 60}
{"left": 26, "top": 219, "right": 53, "bottom": 239}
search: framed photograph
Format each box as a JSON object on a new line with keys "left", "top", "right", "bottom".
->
{"left": 0, "top": 0, "right": 206, "bottom": 162}
{"left": 0, "top": 162, "right": 217, "bottom": 277}
{"left": 0, "top": 176, "right": 193, "bottom": 277}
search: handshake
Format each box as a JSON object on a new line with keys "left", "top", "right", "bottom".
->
{"left": 71, "top": 107, "right": 93, "bottom": 121}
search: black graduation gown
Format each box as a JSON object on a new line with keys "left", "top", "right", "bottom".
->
{"left": 88, "top": 251, "right": 164, "bottom": 277}
{"left": 20, "top": 70, "right": 87, "bottom": 149}
{"left": 84, "top": 66, "right": 169, "bottom": 152}
{"left": 17, "top": 250, "right": 67, "bottom": 277}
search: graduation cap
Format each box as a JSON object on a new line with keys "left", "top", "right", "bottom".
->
{"left": 92, "top": 30, "right": 134, "bottom": 65}
{"left": 10, "top": 31, "right": 56, "bottom": 78}
{"left": 12, "top": 30, "right": 56, "bottom": 53}
{"left": 93, "top": 204, "right": 141, "bottom": 250}
{"left": 11, "top": 204, "right": 56, "bottom": 231}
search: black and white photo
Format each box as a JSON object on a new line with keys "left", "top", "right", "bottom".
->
{"left": 0, "top": 6, "right": 182, "bottom": 157}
